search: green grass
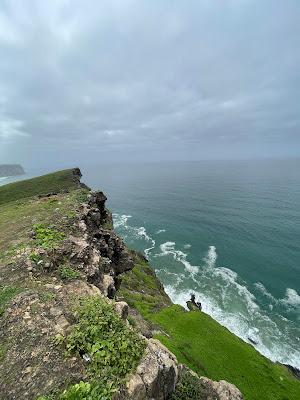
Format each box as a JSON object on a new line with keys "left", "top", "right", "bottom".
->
{"left": 0, "top": 168, "right": 82, "bottom": 205}
{"left": 152, "top": 306, "right": 299, "bottom": 400}
{"left": 59, "top": 265, "right": 79, "bottom": 280}
{"left": 0, "top": 188, "right": 88, "bottom": 253}
{"left": 117, "top": 256, "right": 172, "bottom": 312}
{"left": 33, "top": 224, "right": 66, "bottom": 249}
{"left": 0, "top": 285, "right": 21, "bottom": 316}
{"left": 118, "top": 261, "right": 300, "bottom": 400}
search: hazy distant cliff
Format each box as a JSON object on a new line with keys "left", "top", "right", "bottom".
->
{"left": 0, "top": 164, "right": 25, "bottom": 177}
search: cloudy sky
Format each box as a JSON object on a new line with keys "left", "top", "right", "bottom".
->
{"left": 0, "top": 0, "right": 299, "bottom": 168}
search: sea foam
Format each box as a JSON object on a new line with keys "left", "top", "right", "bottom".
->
{"left": 112, "top": 213, "right": 300, "bottom": 369}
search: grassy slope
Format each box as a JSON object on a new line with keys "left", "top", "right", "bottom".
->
{"left": 0, "top": 168, "right": 82, "bottom": 205}
{"left": 0, "top": 169, "right": 88, "bottom": 253}
{"left": 118, "top": 262, "right": 300, "bottom": 400}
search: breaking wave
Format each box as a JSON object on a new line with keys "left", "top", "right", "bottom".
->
{"left": 112, "top": 213, "right": 300, "bottom": 369}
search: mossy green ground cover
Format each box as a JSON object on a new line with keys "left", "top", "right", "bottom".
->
{"left": 118, "top": 262, "right": 300, "bottom": 400}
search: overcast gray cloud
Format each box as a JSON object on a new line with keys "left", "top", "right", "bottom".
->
{"left": 0, "top": 0, "right": 299, "bottom": 168}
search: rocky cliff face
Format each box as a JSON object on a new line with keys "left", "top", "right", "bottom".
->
{"left": 0, "top": 164, "right": 25, "bottom": 177}
{"left": 0, "top": 170, "right": 244, "bottom": 400}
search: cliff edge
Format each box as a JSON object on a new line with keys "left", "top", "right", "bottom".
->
{"left": 0, "top": 164, "right": 25, "bottom": 177}
{"left": 0, "top": 169, "right": 298, "bottom": 400}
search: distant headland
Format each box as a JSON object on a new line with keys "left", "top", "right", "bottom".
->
{"left": 0, "top": 164, "right": 25, "bottom": 177}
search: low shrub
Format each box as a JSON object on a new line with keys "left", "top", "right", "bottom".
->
{"left": 60, "top": 296, "right": 145, "bottom": 399}
{"left": 59, "top": 265, "right": 79, "bottom": 280}
{"left": 33, "top": 224, "right": 65, "bottom": 249}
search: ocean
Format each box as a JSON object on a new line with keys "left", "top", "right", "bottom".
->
{"left": 2, "top": 159, "right": 300, "bottom": 368}
{"left": 83, "top": 159, "right": 300, "bottom": 369}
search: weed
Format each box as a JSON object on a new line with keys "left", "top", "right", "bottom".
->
{"left": 61, "top": 296, "right": 145, "bottom": 399}
{"left": 60, "top": 380, "right": 116, "bottom": 400}
{"left": 33, "top": 224, "right": 65, "bottom": 249}
{"left": 40, "top": 291, "right": 55, "bottom": 302}
{"left": 170, "top": 370, "right": 206, "bottom": 400}
{"left": 29, "top": 252, "right": 43, "bottom": 264}
{"left": 0, "top": 285, "right": 21, "bottom": 316}
{"left": 0, "top": 344, "right": 7, "bottom": 361}
{"left": 59, "top": 265, "right": 79, "bottom": 280}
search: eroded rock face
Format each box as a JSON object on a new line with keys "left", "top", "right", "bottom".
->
{"left": 114, "top": 339, "right": 178, "bottom": 400}
{"left": 69, "top": 191, "right": 134, "bottom": 296}
{"left": 200, "top": 377, "right": 244, "bottom": 400}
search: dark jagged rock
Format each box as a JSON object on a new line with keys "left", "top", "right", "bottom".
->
{"left": 284, "top": 364, "right": 300, "bottom": 380}
{"left": 0, "top": 164, "right": 25, "bottom": 177}
{"left": 72, "top": 167, "right": 91, "bottom": 190}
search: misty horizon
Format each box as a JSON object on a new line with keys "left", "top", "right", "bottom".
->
{"left": 0, "top": 1, "right": 299, "bottom": 168}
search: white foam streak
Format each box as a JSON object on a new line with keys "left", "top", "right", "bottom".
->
{"left": 158, "top": 242, "right": 198, "bottom": 274}
{"left": 113, "top": 214, "right": 132, "bottom": 228}
{"left": 137, "top": 227, "right": 156, "bottom": 257}
{"left": 204, "top": 245, "right": 217, "bottom": 267}
{"left": 113, "top": 213, "right": 156, "bottom": 257}
{"left": 112, "top": 213, "right": 300, "bottom": 369}
{"left": 281, "top": 288, "right": 300, "bottom": 308}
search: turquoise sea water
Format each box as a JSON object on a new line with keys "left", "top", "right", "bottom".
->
{"left": 83, "top": 159, "right": 300, "bottom": 369}
{"left": 2, "top": 159, "right": 300, "bottom": 368}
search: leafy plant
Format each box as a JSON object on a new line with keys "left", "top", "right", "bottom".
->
{"left": 29, "top": 252, "right": 43, "bottom": 264}
{"left": 170, "top": 371, "right": 205, "bottom": 400}
{"left": 62, "top": 296, "right": 145, "bottom": 399}
{"left": 33, "top": 224, "right": 65, "bottom": 249}
{"left": 59, "top": 265, "right": 79, "bottom": 280}
{"left": 60, "top": 380, "right": 116, "bottom": 400}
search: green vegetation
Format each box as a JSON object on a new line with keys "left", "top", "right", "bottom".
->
{"left": 59, "top": 265, "right": 79, "bottom": 280}
{"left": 0, "top": 344, "right": 7, "bottom": 361}
{"left": 66, "top": 296, "right": 145, "bottom": 376}
{"left": 60, "top": 380, "right": 115, "bottom": 400}
{"left": 0, "top": 169, "right": 82, "bottom": 205}
{"left": 56, "top": 296, "right": 145, "bottom": 399}
{"left": 0, "top": 285, "right": 21, "bottom": 316}
{"left": 117, "top": 256, "right": 172, "bottom": 313}
{"left": 170, "top": 370, "right": 207, "bottom": 400}
{"left": 118, "top": 262, "right": 300, "bottom": 400}
{"left": 33, "top": 224, "right": 66, "bottom": 249}
{"left": 0, "top": 176, "right": 88, "bottom": 255}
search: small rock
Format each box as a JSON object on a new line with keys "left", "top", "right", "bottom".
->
{"left": 49, "top": 307, "right": 63, "bottom": 317}
{"left": 114, "top": 302, "right": 129, "bottom": 320}
{"left": 23, "top": 312, "right": 31, "bottom": 320}
{"left": 23, "top": 366, "right": 33, "bottom": 375}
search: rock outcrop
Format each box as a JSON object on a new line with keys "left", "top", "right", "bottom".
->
{"left": 199, "top": 377, "right": 244, "bottom": 400}
{"left": 114, "top": 339, "right": 178, "bottom": 400}
{"left": 0, "top": 164, "right": 25, "bottom": 177}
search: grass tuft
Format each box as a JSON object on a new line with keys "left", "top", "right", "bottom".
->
{"left": 59, "top": 265, "right": 79, "bottom": 280}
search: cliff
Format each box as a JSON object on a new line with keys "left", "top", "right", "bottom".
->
{"left": 0, "top": 169, "right": 299, "bottom": 400}
{"left": 0, "top": 164, "right": 25, "bottom": 177}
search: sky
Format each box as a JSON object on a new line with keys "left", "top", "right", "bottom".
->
{"left": 0, "top": 0, "right": 299, "bottom": 169}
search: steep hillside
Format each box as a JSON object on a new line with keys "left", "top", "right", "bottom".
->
{"left": 0, "top": 169, "right": 298, "bottom": 400}
{"left": 118, "top": 250, "right": 300, "bottom": 400}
